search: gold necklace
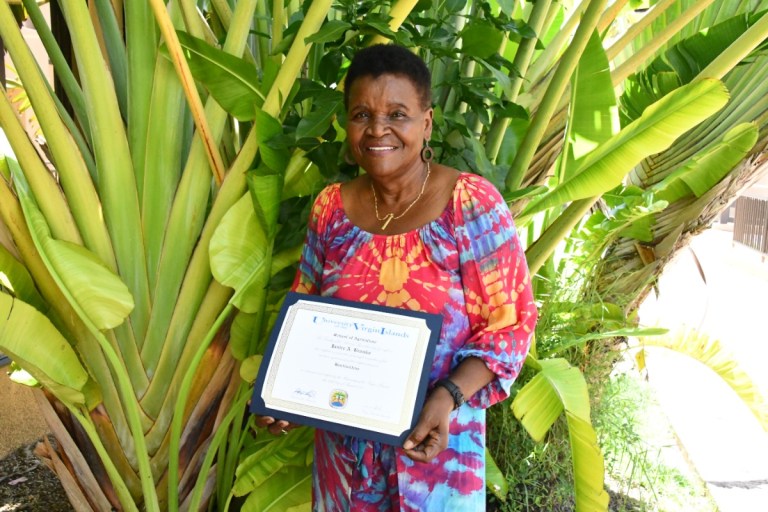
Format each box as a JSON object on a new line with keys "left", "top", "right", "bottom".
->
{"left": 370, "top": 163, "right": 431, "bottom": 231}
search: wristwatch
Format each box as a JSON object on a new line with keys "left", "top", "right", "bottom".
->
{"left": 435, "top": 378, "right": 465, "bottom": 410}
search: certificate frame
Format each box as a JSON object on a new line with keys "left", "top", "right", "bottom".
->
{"left": 250, "top": 292, "right": 442, "bottom": 446}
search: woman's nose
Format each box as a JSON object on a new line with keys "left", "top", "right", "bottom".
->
{"left": 365, "top": 115, "right": 390, "bottom": 136}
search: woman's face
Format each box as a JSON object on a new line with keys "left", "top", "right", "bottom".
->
{"left": 346, "top": 73, "right": 433, "bottom": 182}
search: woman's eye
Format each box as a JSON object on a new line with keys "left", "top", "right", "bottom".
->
{"left": 353, "top": 112, "right": 369, "bottom": 120}
{"left": 391, "top": 112, "right": 406, "bottom": 119}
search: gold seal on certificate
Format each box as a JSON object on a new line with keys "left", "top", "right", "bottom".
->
{"left": 250, "top": 292, "right": 442, "bottom": 445}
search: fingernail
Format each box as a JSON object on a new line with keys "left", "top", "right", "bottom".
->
{"left": 403, "top": 440, "right": 413, "bottom": 450}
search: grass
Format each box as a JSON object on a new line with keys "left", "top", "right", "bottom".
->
{"left": 592, "top": 363, "right": 716, "bottom": 511}
{"left": 487, "top": 366, "right": 575, "bottom": 512}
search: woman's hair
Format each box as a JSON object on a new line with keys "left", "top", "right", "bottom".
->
{"left": 344, "top": 44, "right": 432, "bottom": 110}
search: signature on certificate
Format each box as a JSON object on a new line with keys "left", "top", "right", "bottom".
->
{"left": 292, "top": 388, "right": 317, "bottom": 400}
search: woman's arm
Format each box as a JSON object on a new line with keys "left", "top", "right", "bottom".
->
{"left": 404, "top": 175, "right": 538, "bottom": 461}
{"left": 403, "top": 357, "right": 494, "bottom": 462}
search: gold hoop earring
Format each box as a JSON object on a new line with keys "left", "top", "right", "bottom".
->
{"left": 344, "top": 152, "right": 357, "bottom": 166}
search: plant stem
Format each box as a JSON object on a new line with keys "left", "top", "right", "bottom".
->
{"left": 20, "top": 0, "right": 91, "bottom": 142}
{"left": 611, "top": 0, "right": 717, "bottom": 86}
{"left": 525, "top": 197, "right": 597, "bottom": 274}
{"left": 148, "top": 0, "right": 226, "bottom": 185}
{"left": 487, "top": 0, "right": 554, "bottom": 162}
{"left": 506, "top": 0, "right": 608, "bottom": 191}
{"left": 604, "top": 0, "right": 676, "bottom": 61}
{"left": 68, "top": 406, "right": 139, "bottom": 512}
{"left": 167, "top": 303, "right": 234, "bottom": 511}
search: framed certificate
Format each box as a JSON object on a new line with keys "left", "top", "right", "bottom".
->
{"left": 250, "top": 292, "right": 442, "bottom": 446}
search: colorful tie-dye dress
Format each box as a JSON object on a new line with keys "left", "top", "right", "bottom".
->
{"left": 292, "top": 173, "right": 538, "bottom": 511}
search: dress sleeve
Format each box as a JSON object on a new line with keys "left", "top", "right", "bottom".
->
{"left": 452, "top": 175, "right": 538, "bottom": 408}
{"left": 290, "top": 185, "right": 337, "bottom": 294}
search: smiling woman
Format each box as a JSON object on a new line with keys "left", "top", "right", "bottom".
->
{"left": 256, "top": 44, "right": 538, "bottom": 512}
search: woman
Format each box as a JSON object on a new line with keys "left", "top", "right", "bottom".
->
{"left": 258, "top": 44, "right": 538, "bottom": 511}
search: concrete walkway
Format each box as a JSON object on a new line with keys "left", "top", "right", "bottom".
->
{"left": 638, "top": 224, "right": 768, "bottom": 512}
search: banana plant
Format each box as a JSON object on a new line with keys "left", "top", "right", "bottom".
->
{"left": 594, "top": 3, "right": 768, "bottom": 308}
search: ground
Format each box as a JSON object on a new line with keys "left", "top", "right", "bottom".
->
{"left": 0, "top": 438, "right": 72, "bottom": 512}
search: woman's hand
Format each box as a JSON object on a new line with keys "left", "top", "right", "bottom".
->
{"left": 402, "top": 386, "right": 454, "bottom": 462}
{"left": 255, "top": 415, "right": 298, "bottom": 436}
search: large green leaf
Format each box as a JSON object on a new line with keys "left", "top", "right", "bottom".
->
{"left": 522, "top": 78, "right": 729, "bottom": 217}
{"left": 11, "top": 164, "right": 134, "bottom": 330}
{"left": 0, "top": 243, "right": 46, "bottom": 312}
{"left": 512, "top": 358, "right": 608, "bottom": 512}
{"left": 653, "top": 122, "right": 758, "bottom": 203}
{"left": 282, "top": 151, "right": 322, "bottom": 199}
{"left": 512, "top": 358, "right": 591, "bottom": 440}
{"left": 663, "top": 10, "right": 768, "bottom": 84}
{"left": 485, "top": 447, "right": 509, "bottom": 501}
{"left": 0, "top": 293, "right": 88, "bottom": 405}
{"left": 230, "top": 311, "right": 259, "bottom": 361}
{"left": 461, "top": 21, "right": 504, "bottom": 59}
{"left": 567, "top": 413, "right": 610, "bottom": 512}
{"left": 254, "top": 110, "right": 290, "bottom": 183}
{"left": 295, "top": 92, "right": 344, "bottom": 140}
{"left": 242, "top": 466, "right": 312, "bottom": 512}
{"left": 234, "top": 427, "right": 314, "bottom": 497}
{"left": 511, "top": 367, "right": 564, "bottom": 442}
{"left": 561, "top": 30, "right": 619, "bottom": 180}
{"left": 304, "top": 20, "right": 353, "bottom": 45}
{"left": 173, "top": 30, "right": 265, "bottom": 121}
{"left": 210, "top": 172, "right": 282, "bottom": 313}
{"left": 228, "top": 243, "right": 301, "bottom": 360}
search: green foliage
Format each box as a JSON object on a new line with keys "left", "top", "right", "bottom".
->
{"left": 522, "top": 79, "right": 729, "bottom": 219}
{"left": 593, "top": 371, "right": 716, "bottom": 511}
{"left": 487, "top": 399, "right": 575, "bottom": 512}
{"left": 0, "top": 292, "right": 90, "bottom": 406}
{"left": 172, "top": 31, "right": 265, "bottom": 121}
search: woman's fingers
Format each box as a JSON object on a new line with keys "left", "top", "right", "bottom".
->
{"left": 268, "top": 420, "right": 294, "bottom": 436}
{"left": 402, "top": 421, "right": 429, "bottom": 451}
{"left": 404, "top": 429, "right": 445, "bottom": 462}
{"left": 255, "top": 416, "right": 296, "bottom": 436}
{"left": 403, "top": 392, "right": 451, "bottom": 462}
{"left": 254, "top": 415, "right": 276, "bottom": 428}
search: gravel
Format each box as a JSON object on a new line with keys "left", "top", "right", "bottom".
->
{"left": 0, "top": 437, "right": 73, "bottom": 512}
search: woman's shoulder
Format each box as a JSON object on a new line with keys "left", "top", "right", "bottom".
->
{"left": 307, "top": 182, "right": 344, "bottom": 229}
{"left": 311, "top": 182, "right": 342, "bottom": 210}
{"left": 452, "top": 171, "right": 506, "bottom": 208}
{"left": 454, "top": 171, "right": 502, "bottom": 194}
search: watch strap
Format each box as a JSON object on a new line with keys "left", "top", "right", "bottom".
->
{"left": 435, "top": 378, "right": 465, "bottom": 410}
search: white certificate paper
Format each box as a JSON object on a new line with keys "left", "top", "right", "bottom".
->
{"left": 251, "top": 292, "right": 441, "bottom": 445}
